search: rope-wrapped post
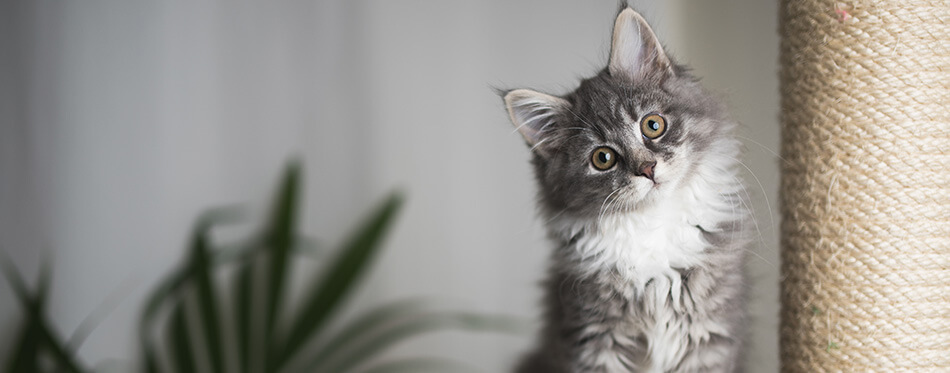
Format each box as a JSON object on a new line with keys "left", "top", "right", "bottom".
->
{"left": 780, "top": 1, "right": 949, "bottom": 371}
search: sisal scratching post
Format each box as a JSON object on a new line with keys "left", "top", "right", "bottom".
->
{"left": 779, "top": 0, "right": 950, "bottom": 371}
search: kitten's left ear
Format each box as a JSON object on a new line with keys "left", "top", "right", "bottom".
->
{"left": 608, "top": 8, "right": 674, "bottom": 82}
{"left": 503, "top": 89, "right": 570, "bottom": 149}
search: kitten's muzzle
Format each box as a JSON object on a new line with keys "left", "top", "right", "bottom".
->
{"left": 636, "top": 161, "right": 657, "bottom": 182}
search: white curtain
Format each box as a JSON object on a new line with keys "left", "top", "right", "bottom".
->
{"left": 0, "top": 1, "right": 779, "bottom": 371}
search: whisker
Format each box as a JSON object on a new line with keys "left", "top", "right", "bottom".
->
{"left": 724, "top": 172, "right": 756, "bottom": 230}
{"left": 722, "top": 155, "right": 777, "bottom": 238}
{"left": 563, "top": 106, "right": 598, "bottom": 130}
{"left": 736, "top": 135, "right": 789, "bottom": 164}
{"left": 543, "top": 208, "right": 569, "bottom": 227}
{"left": 742, "top": 243, "right": 776, "bottom": 268}
{"left": 530, "top": 139, "right": 548, "bottom": 152}
{"left": 545, "top": 126, "right": 593, "bottom": 134}
{"left": 726, "top": 173, "right": 770, "bottom": 255}
{"left": 537, "top": 133, "right": 592, "bottom": 151}
{"left": 511, "top": 111, "right": 556, "bottom": 135}
{"left": 599, "top": 191, "right": 623, "bottom": 228}
{"left": 599, "top": 187, "right": 625, "bottom": 223}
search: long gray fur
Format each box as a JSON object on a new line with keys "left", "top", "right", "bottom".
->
{"left": 503, "top": 6, "right": 751, "bottom": 373}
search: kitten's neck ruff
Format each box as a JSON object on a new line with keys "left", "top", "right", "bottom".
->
{"left": 548, "top": 163, "right": 744, "bottom": 294}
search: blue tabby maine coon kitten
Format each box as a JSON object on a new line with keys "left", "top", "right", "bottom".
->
{"left": 503, "top": 7, "right": 751, "bottom": 373}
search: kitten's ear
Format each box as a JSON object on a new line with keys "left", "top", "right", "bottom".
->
{"left": 504, "top": 89, "right": 569, "bottom": 148}
{"left": 608, "top": 8, "right": 673, "bottom": 82}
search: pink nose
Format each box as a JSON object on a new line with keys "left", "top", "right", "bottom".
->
{"left": 639, "top": 161, "right": 656, "bottom": 181}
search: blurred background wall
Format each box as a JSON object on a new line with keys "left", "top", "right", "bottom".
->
{"left": 0, "top": 0, "right": 779, "bottom": 371}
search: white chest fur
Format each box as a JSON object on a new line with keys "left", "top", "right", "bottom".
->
{"left": 554, "top": 194, "right": 736, "bottom": 372}
{"left": 558, "top": 200, "right": 711, "bottom": 291}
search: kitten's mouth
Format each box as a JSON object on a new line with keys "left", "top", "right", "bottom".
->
{"left": 612, "top": 181, "right": 661, "bottom": 212}
{"left": 642, "top": 175, "right": 660, "bottom": 189}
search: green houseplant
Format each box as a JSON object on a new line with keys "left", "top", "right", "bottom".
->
{"left": 2, "top": 162, "right": 520, "bottom": 373}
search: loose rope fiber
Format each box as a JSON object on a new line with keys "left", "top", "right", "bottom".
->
{"left": 779, "top": 1, "right": 949, "bottom": 371}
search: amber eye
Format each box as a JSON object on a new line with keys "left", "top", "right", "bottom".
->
{"left": 640, "top": 113, "right": 667, "bottom": 139}
{"left": 591, "top": 147, "right": 618, "bottom": 170}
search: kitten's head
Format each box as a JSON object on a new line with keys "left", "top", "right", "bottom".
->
{"left": 504, "top": 8, "right": 738, "bottom": 219}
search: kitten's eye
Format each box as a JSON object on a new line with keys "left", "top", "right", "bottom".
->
{"left": 591, "top": 147, "right": 618, "bottom": 170}
{"left": 640, "top": 114, "right": 667, "bottom": 139}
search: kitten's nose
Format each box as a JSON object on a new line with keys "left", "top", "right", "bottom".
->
{"left": 638, "top": 161, "right": 657, "bottom": 181}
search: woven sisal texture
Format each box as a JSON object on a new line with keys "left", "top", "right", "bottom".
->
{"left": 779, "top": 0, "right": 950, "bottom": 371}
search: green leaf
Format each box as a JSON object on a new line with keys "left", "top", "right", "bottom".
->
{"left": 168, "top": 301, "right": 197, "bottom": 373}
{"left": 264, "top": 160, "right": 302, "bottom": 347}
{"left": 138, "top": 208, "right": 237, "bottom": 373}
{"left": 67, "top": 279, "right": 133, "bottom": 352}
{"left": 232, "top": 260, "right": 253, "bottom": 373}
{"left": 139, "top": 265, "right": 189, "bottom": 373}
{"left": 190, "top": 222, "right": 225, "bottom": 373}
{"left": 0, "top": 253, "right": 87, "bottom": 373}
{"left": 6, "top": 316, "right": 40, "bottom": 373}
{"left": 274, "top": 192, "right": 404, "bottom": 369}
{"left": 37, "top": 322, "right": 86, "bottom": 373}
{"left": 313, "top": 312, "right": 521, "bottom": 373}
{"left": 353, "top": 358, "right": 478, "bottom": 373}
{"left": 282, "top": 299, "right": 429, "bottom": 371}
{"left": 213, "top": 235, "right": 322, "bottom": 270}
{"left": 1, "top": 253, "right": 40, "bottom": 373}
{"left": 34, "top": 255, "right": 51, "bottom": 309}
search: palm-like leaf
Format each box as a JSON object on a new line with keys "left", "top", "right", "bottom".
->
{"left": 189, "top": 222, "right": 225, "bottom": 373}
{"left": 2, "top": 161, "right": 522, "bottom": 373}
{"left": 168, "top": 301, "right": 197, "bottom": 373}
{"left": 305, "top": 311, "right": 524, "bottom": 373}
{"left": 285, "top": 299, "right": 431, "bottom": 371}
{"left": 354, "top": 358, "right": 479, "bottom": 373}
{"left": 273, "top": 190, "right": 404, "bottom": 370}
{"left": 0, "top": 254, "right": 85, "bottom": 373}
{"left": 264, "top": 161, "right": 301, "bottom": 351}
{"left": 232, "top": 261, "right": 254, "bottom": 373}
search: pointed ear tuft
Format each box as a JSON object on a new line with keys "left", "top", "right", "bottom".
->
{"left": 503, "top": 89, "right": 569, "bottom": 148}
{"left": 608, "top": 8, "right": 673, "bottom": 82}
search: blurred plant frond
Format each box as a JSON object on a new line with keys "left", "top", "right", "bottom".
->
{"left": 3, "top": 161, "right": 524, "bottom": 373}
{"left": 0, "top": 252, "right": 86, "bottom": 373}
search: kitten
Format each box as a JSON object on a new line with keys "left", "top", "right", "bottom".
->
{"left": 503, "top": 7, "right": 750, "bottom": 373}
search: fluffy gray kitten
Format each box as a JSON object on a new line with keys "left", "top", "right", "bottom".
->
{"left": 503, "top": 7, "right": 750, "bottom": 373}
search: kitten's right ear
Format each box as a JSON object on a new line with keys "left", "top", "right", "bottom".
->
{"left": 608, "top": 8, "right": 673, "bottom": 82}
{"left": 503, "top": 89, "right": 569, "bottom": 148}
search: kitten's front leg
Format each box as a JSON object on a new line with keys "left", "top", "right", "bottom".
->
{"left": 670, "top": 266, "right": 746, "bottom": 373}
{"left": 513, "top": 317, "right": 644, "bottom": 373}
{"left": 566, "top": 324, "right": 650, "bottom": 373}
{"left": 555, "top": 274, "right": 651, "bottom": 373}
{"left": 670, "top": 333, "right": 742, "bottom": 373}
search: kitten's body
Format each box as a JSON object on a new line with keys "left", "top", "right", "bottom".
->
{"left": 504, "top": 8, "right": 750, "bottom": 373}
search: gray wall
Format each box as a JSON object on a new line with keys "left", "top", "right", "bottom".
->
{"left": 0, "top": 1, "right": 779, "bottom": 371}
